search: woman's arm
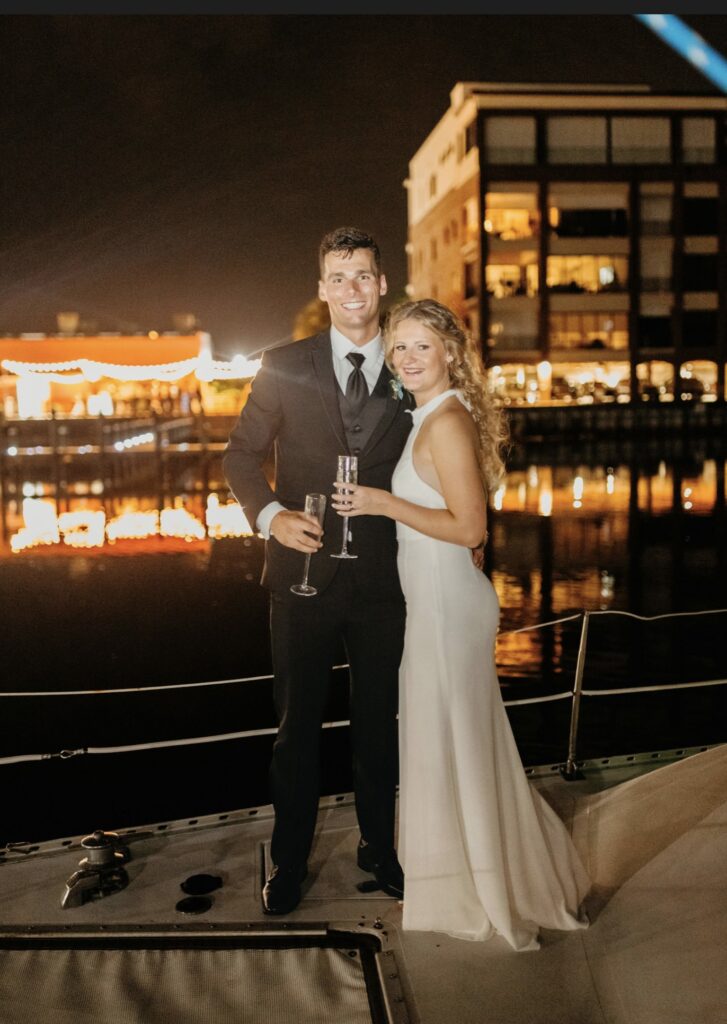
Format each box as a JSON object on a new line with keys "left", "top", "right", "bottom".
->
{"left": 332, "top": 409, "right": 487, "bottom": 549}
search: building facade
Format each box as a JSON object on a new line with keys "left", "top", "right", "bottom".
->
{"left": 406, "top": 83, "right": 727, "bottom": 405}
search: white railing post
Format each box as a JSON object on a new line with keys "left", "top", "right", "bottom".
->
{"left": 561, "top": 611, "right": 590, "bottom": 780}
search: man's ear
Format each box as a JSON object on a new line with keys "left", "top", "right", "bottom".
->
{"left": 318, "top": 280, "right": 327, "bottom": 303}
{"left": 379, "top": 274, "right": 388, "bottom": 297}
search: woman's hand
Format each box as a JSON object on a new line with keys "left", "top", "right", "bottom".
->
{"left": 331, "top": 482, "right": 391, "bottom": 518}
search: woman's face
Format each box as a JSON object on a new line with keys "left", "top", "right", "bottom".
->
{"left": 390, "top": 318, "right": 452, "bottom": 404}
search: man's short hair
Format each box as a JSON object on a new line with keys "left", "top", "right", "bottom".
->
{"left": 319, "top": 227, "right": 382, "bottom": 277}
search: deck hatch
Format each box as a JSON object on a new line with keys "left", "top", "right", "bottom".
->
{"left": 0, "top": 925, "right": 403, "bottom": 1024}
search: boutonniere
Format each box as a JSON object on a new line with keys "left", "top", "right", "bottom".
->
{"left": 389, "top": 376, "right": 404, "bottom": 401}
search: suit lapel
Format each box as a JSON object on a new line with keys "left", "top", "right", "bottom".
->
{"left": 311, "top": 331, "right": 348, "bottom": 451}
{"left": 361, "top": 364, "right": 406, "bottom": 458}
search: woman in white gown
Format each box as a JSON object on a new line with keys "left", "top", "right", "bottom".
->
{"left": 332, "top": 299, "right": 590, "bottom": 951}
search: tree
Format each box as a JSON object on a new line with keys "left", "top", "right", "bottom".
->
{"left": 292, "top": 297, "right": 330, "bottom": 340}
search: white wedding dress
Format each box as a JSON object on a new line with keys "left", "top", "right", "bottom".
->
{"left": 393, "top": 389, "right": 590, "bottom": 951}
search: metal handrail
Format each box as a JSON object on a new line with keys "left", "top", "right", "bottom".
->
{"left": 1, "top": 607, "right": 726, "bottom": 769}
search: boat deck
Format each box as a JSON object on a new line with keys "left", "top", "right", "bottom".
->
{"left": 1, "top": 744, "right": 726, "bottom": 1023}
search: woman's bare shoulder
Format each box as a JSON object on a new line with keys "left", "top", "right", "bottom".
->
{"left": 427, "top": 398, "right": 477, "bottom": 441}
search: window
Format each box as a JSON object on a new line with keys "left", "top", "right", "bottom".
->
{"left": 611, "top": 117, "right": 670, "bottom": 164}
{"left": 553, "top": 209, "right": 627, "bottom": 238}
{"left": 636, "top": 360, "right": 674, "bottom": 402}
{"left": 547, "top": 117, "right": 607, "bottom": 164}
{"left": 488, "top": 304, "right": 539, "bottom": 350}
{"left": 549, "top": 183, "right": 629, "bottom": 238}
{"left": 640, "top": 191, "right": 672, "bottom": 236}
{"left": 486, "top": 253, "right": 538, "bottom": 297}
{"left": 683, "top": 197, "right": 719, "bottom": 236}
{"left": 546, "top": 255, "right": 628, "bottom": 293}
{"left": 430, "top": 238, "right": 438, "bottom": 262}
{"left": 451, "top": 217, "right": 459, "bottom": 240}
{"left": 463, "top": 197, "right": 479, "bottom": 242}
{"left": 682, "top": 310, "right": 717, "bottom": 347}
{"left": 429, "top": 174, "right": 437, "bottom": 198}
{"left": 679, "top": 360, "right": 717, "bottom": 401}
{"left": 549, "top": 313, "right": 628, "bottom": 350}
{"left": 640, "top": 243, "right": 672, "bottom": 292}
{"left": 443, "top": 225, "right": 450, "bottom": 246}
{"left": 464, "top": 262, "right": 478, "bottom": 299}
{"left": 465, "top": 119, "right": 477, "bottom": 154}
{"left": 683, "top": 253, "right": 718, "bottom": 292}
{"left": 484, "top": 117, "right": 536, "bottom": 164}
{"left": 637, "top": 316, "right": 672, "bottom": 348}
{"left": 682, "top": 118, "right": 716, "bottom": 164}
{"left": 484, "top": 187, "right": 538, "bottom": 240}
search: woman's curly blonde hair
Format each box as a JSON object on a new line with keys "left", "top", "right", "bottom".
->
{"left": 383, "top": 298, "right": 509, "bottom": 493}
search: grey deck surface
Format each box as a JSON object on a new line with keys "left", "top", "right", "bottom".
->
{"left": 1, "top": 746, "right": 726, "bottom": 1024}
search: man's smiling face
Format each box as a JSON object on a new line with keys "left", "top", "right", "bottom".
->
{"left": 318, "top": 248, "right": 387, "bottom": 342}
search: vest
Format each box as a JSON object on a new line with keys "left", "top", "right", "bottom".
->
{"left": 337, "top": 365, "right": 390, "bottom": 456}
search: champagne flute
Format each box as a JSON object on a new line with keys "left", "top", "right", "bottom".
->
{"left": 290, "top": 493, "right": 327, "bottom": 596}
{"left": 331, "top": 455, "right": 358, "bottom": 560}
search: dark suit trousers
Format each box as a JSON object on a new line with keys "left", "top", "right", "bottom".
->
{"left": 268, "top": 563, "right": 406, "bottom": 870}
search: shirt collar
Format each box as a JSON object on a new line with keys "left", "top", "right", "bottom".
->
{"left": 330, "top": 324, "right": 383, "bottom": 362}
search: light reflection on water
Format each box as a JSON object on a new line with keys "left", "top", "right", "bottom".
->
{"left": 1, "top": 444, "right": 726, "bottom": 843}
{"left": 0, "top": 447, "right": 725, "bottom": 695}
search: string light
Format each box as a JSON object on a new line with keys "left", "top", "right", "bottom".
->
{"left": 1, "top": 355, "right": 261, "bottom": 384}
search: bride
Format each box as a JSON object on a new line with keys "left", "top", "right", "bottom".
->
{"left": 332, "top": 298, "right": 590, "bottom": 951}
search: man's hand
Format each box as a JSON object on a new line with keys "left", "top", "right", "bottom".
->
{"left": 470, "top": 530, "right": 488, "bottom": 570}
{"left": 269, "top": 510, "right": 323, "bottom": 553}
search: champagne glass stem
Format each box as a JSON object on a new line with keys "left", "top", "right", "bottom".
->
{"left": 340, "top": 515, "right": 349, "bottom": 555}
{"left": 300, "top": 552, "right": 312, "bottom": 588}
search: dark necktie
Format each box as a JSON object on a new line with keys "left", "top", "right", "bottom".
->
{"left": 345, "top": 352, "right": 368, "bottom": 413}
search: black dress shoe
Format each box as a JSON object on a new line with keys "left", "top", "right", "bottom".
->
{"left": 262, "top": 864, "right": 307, "bottom": 915}
{"left": 356, "top": 841, "right": 404, "bottom": 900}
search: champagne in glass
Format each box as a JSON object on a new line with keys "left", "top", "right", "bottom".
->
{"left": 331, "top": 454, "right": 358, "bottom": 560}
{"left": 290, "top": 493, "right": 327, "bottom": 597}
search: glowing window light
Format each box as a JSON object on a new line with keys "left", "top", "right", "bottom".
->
{"left": 636, "top": 15, "right": 727, "bottom": 93}
{"left": 16, "top": 375, "right": 51, "bottom": 418}
{"left": 7, "top": 447, "right": 18, "bottom": 457}
{"left": 87, "top": 391, "right": 114, "bottom": 416}
{"left": 205, "top": 494, "right": 254, "bottom": 537}
{"left": 606, "top": 473, "right": 615, "bottom": 495}
{"left": 10, "top": 498, "right": 60, "bottom": 552}
{"left": 160, "top": 507, "right": 206, "bottom": 541}
{"left": 538, "top": 486, "right": 553, "bottom": 517}
{"left": 573, "top": 476, "right": 584, "bottom": 504}
{"left": 106, "top": 510, "right": 159, "bottom": 541}
{"left": 493, "top": 484, "right": 506, "bottom": 511}
{"left": 58, "top": 510, "right": 106, "bottom": 548}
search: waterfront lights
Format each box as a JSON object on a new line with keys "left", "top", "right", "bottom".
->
{"left": 205, "top": 494, "right": 254, "bottom": 538}
{"left": 9, "top": 494, "right": 255, "bottom": 553}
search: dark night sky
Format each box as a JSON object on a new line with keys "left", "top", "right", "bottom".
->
{"left": 1, "top": 14, "right": 726, "bottom": 357}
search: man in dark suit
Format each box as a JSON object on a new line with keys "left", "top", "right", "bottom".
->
{"left": 223, "top": 227, "right": 412, "bottom": 914}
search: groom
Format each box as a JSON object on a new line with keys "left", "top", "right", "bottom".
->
{"left": 223, "top": 227, "right": 412, "bottom": 914}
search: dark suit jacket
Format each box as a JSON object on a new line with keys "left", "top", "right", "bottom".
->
{"left": 223, "top": 331, "right": 413, "bottom": 599}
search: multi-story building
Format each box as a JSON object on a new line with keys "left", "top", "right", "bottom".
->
{"left": 406, "top": 82, "right": 727, "bottom": 405}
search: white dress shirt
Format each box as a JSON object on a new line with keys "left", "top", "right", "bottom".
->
{"left": 256, "top": 328, "right": 384, "bottom": 539}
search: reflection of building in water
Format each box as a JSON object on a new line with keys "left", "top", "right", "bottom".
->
{"left": 0, "top": 314, "right": 260, "bottom": 419}
{"left": 489, "top": 450, "right": 726, "bottom": 683}
{"left": 406, "top": 82, "right": 727, "bottom": 405}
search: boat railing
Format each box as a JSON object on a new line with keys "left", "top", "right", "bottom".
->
{"left": 1, "top": 607, "right": 726, "bottom": 778}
